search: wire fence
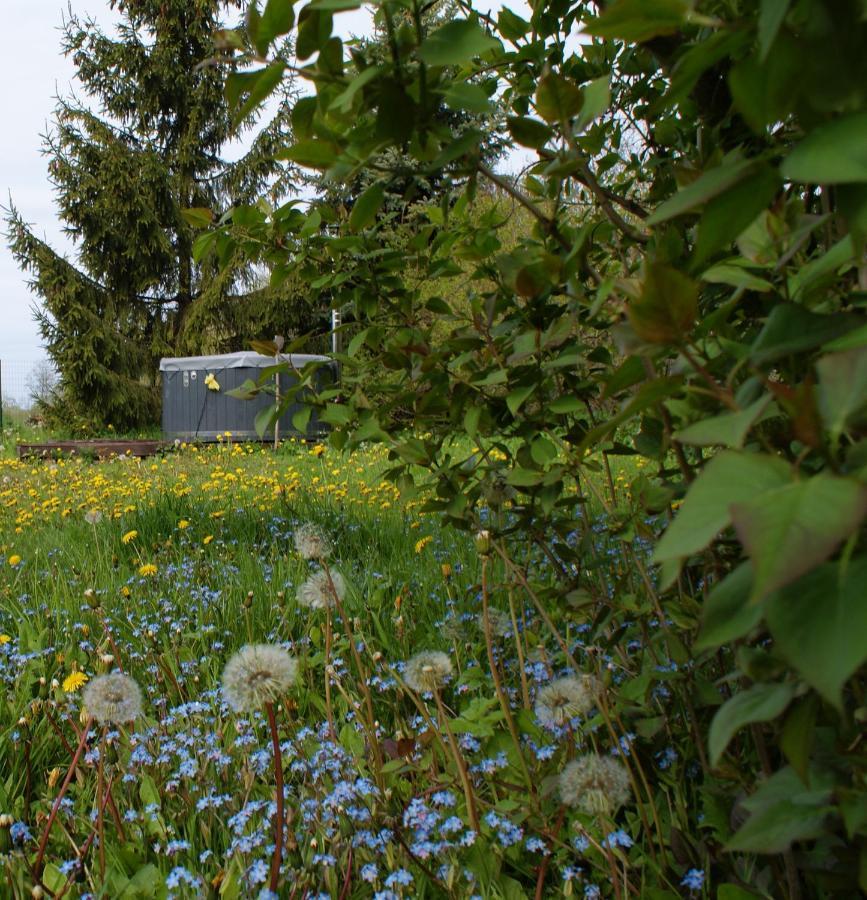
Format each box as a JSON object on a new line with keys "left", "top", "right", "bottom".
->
{"left": 1, "top": 359, "right": 57, "bottom": 425}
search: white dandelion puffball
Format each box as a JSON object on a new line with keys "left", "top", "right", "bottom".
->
{"left": 535, "top": 675, "right": 602, "bottom": 727}
{"left": 222, "top": 644, "right": 299, "bottom": 712}
{"left": 477, "top": 607, "right": 512, "bottom": 638}
{"left": 559, "top": 754, "right": 632, "bottom": 815}
{"left": 83, "top": 673, "right": 143, "bottom": 724}
{"left": 294, "top": 524, "right": 331, "bottom": 560}
{"left": 404, "top": 651, "right": 454, "bottom": 693}
{"left": 296, "top": 570, "right": 346, "bottom": 610}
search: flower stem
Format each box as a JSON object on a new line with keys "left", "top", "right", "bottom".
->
{"left": 35, "top": 715, "right": 94, "bottom": 875}
{"left": 97, "top": 731, "right": 106, "bottom": 879}
{"left": 324, "top": 607, "right": 336, "bottom": 739}
{"left": 432, "top": 689, "right": 480, "bottom": 833}
{"left": 480, "top": 559, "right": 537, "bottom": 808}
{"left": 266, "top": 701, "right": 284, "bottom": 894}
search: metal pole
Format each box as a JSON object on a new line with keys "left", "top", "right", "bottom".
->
{"left": 273, "top": 335, "right": 285, "bottom": 450}
{"left": 331, "top": 309, "right": 342, "bottom": 355}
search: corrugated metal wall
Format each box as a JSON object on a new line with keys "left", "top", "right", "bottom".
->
{"left": 161, "top": 359, "right": 334, "bottom": 441}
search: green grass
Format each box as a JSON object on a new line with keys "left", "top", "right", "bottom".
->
{"left": 0, "top": 439, "right": 679, "bottom": 899}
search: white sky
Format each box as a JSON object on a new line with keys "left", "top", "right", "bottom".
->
{"left": 0, "top": 1, "right": 534, "bottom": 376}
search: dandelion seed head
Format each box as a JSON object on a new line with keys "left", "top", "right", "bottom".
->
{"left": 478, "top": 607, "right": 512, "bottom": 638}
{"left": 296, "top": 570, "right": 345, "bottom": 610}
{"left": 404, "top": 651, "right": 453, "bottom": 693}
{"left": 559, "top": 753, "right": 632, "bottom": 815}
{"left": 535, "top": 675, "right": 601, "bottom": 726}
{"left": 222, "top": 644, "right": 298, "bottom": 712}
{"left": 294, "top": 524, "right": 331, "bottom": 560}
{"left": 83, "top": 673, "right": 143, "bottom": 724}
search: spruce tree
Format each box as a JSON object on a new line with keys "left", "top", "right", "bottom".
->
{"left": 7, "top": 0, "right": 304, "bottom": 429}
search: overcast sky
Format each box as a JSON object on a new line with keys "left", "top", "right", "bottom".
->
{"left": 0, "top": 1, "right": 533, "bottom": 382}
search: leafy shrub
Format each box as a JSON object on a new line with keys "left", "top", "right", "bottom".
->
{"left": 197, "top": 0, "right": 867, "bottom": 894}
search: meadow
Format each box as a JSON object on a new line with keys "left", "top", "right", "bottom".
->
{"left": 0, "top": 437, "right": 707, "bottom": 900}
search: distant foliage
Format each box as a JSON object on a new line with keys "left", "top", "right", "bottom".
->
{"left": 5, "top": 0, "right": 318, "bottom": 430}
{"left": 200, "top": 0, "right": 867, "bottom": 894}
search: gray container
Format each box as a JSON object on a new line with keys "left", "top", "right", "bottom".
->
{"left": 159, "top": 351, "right": 334, "bottom": 441}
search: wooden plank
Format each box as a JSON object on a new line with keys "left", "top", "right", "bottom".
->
{"left": 16, "top": 440, "right": 169, "bottom": 460}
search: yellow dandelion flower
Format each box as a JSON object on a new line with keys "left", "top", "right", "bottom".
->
{"left": 414, "top": 535, "right": 433, "bottom": 554}
{"left": 178, "top": 520, "right": 190, "bottom": 529}
{"left": 203, "top": 535, "right": 214, "bottom": 545}
{"left": 62, "top": 671, "right": 88, "bottom": 693}
{"left": 121, "top": 530, "right": 138, "bottom": 544}
{"left": 8, "top": 555, "right": 21, "bottom": 567}
{"left": 120, "top": 586, "right": 131, "bottom": 598}
{"left": 138, "top": 563, "right": 157, "bottom": 577}
{"left": 0, "top": 634, "right": 11, "bottom": 645}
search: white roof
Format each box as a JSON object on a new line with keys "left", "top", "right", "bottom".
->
{"left": 159, "top": 351, "right": 330, "bottom": 372}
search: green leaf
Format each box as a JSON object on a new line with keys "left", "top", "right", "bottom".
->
{"left": 139, "top": 773, "right": 161, "bottom": 808}
{"left": 727, "top": 767, "right": 834, "bottom": 853}
{"left": 464, "top": 406, "right": 481, "bottom": 438}
{"left": 750, "top": 303, "right": 862, "bottom": 364}
{"left": 255, "top": 404, "right": 279, "bottom": 438}
{"left": 709, "top": 682, "right": 795, "bottom": 766}
{"left": 673, "top": 396, "right": 771, "bottom": 448}
{"left": 321, "top": 403, "right": 351, "bottom": 426}
{"left": 192, "top": 230, "right": 218, "bottom": 263}
{"left": 535, "top": 73, "right": 583, "bottom": 123}
{"left": 653, "top": 451, "right": 791, "bottom": 562}
{"left": 418, "top": 19, "right": 499, "bottom": 67}
{"left": 767, "top": 557, "right": 867, "bottom": 709}
{"left": 628, "top": 263, "right": 697, "bottom": 344}
{"left": 308, "top": 0, "right": 360, "bottom": 8}
{"left": 296, "top": 8, "right": 333, "bottom": 60}
{"left": 816, "top": 347, "right": 867, "bottom": 439}
{"left": 779, "top": 695, "right": 818, "bottom": 781}
{"left": 180, "top": 207, "right": 213, "bottom": 228}
{"left": 728, "top": 798, "right": 831, "bottom": 854}
{"left": 349, "top": 182, "right": 386, "bottom": 231}
{"left": 578, "top": 377, "right": 683, "bottom": 453}
{"left": 731, "top": 474, "right": 867, "bottom": 602}
{"left": 583, "top": 0, "right": 688, "bottom": 42}
{"left": 507, "top": 116, "right": 553, "bottom": 149}
{"left": 43, "top": 864, "right": 66, "bottom": 894}
{"left": 787, "top": 234, "right": 855, "bottom": 301}
{"left": 548, "top": 395, "right": 583, "bottom": 414}
{"left": 822, "top": 321, "right": 867, "bottom": 353}
{"left": 718, "top": 887, "right": 764, "bottom": 900}
{"left": 646, "top": 157, "right": 758, "bottom": 226}
{"left": 256, "top": 0, "right": 295, "bottom": 55}
{"left": 576, "top": 76, "right": 611, "bottom": 130}
{"left": 692, "top": 166, "right": 781, "bottom": 266}
{"left": 696, "top": 562, "right": 764, "bottom": 651}
{"left": 701, "top": 263, "right": 773, "bottom": 292}
{"left": 300, "top": 208, "right": 322, "bottom": 238}
{"left": 330, "top": 65, "right": 384, "bottom": 113}
{"left": 758, "top": 0, "right": 791, "bottom": 61}
{"left": 276, "top": 139, "right": 340, "bottom": 169}
{"left": 729, "top": 39, "right": 799, "bottom": 133}
{"left": 782, "top": 112, "right": 867, "bottom": 184}
{"left": 506, "top": 384, "right": 535, "bottom": 416}
{"left": 442, "top": 82, "right": 492, "bottom": 114}
{"left": 225, "top": 62, "right": 286, "bottom": 126}
{"left": 498, "top": 8, "right": 529, "bottom": 42}
{"left": 292, "top": 406, "right": 312, "bottom": 434}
